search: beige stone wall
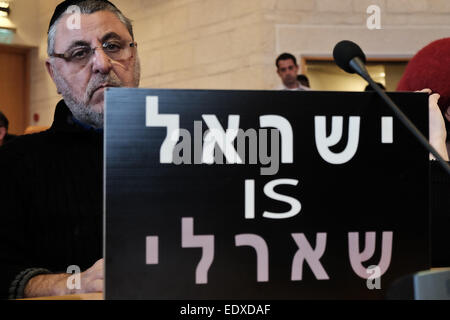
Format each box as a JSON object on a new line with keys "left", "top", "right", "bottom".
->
{"left": 130, "top": 0, "right": 268, "bottom": 90}
{"left": 5, "top": 0, "right": 450, "bottom": 127}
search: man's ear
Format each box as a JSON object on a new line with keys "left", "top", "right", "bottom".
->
{"left": 0, "top": 127, "right": 6, "bottom": 141}
{"left": 45, "top": 59, "right": 54, "bottom": 81}
{"left": 46, "top": 59, "right": 61, "bottom": 94}
{"left": 445, "top": 106, "right": 450, "bottom": 122}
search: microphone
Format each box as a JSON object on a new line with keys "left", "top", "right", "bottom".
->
{"left": 333, "top": 40, "right": 450, "bottom": 176}
{"left": 333, "top": 40, "right": 371, "bottom": 82}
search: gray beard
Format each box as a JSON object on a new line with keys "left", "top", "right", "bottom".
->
{"left": 51, "top": 59, "right": 141, "bottom": 129}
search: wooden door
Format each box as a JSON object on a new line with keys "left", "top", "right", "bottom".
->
{"left": 0, "top": 45, "right": 29, "bottom": 135}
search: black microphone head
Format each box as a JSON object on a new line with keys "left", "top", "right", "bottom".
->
{"left": 333, "top": 40, "right": 367, "bottom": 74}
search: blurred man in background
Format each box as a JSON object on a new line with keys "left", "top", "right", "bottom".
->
{"left": 0, "top": 111, "right": 17, "bottom": 147}
{"left": 297, "top": 74, "right": 310, "bottom": 89}
{"left": 275, "top": 53, "right": 310, "bottom": 91}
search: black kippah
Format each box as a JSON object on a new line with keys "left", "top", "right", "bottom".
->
{"left": 48, "top": 0, "right": 118, "bottom": 33}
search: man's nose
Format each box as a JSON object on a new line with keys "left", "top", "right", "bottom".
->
{"left": 92, "top": 48, "right": 113, "bottom": 74}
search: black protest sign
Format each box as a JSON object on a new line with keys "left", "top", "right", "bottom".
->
{"left": 104, "top": 88, "right": 429, "bottom": 299}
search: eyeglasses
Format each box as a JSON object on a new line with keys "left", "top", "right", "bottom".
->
{"left": 50, "top": 41, "right": 137, "bottom": 67}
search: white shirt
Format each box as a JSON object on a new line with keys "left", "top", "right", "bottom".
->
{"left": 274, "top": 82, "right": 311, "bottom": 91}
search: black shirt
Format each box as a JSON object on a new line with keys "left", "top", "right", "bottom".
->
{"left": 0, "top": 100, "right": 103, "bottom": 299}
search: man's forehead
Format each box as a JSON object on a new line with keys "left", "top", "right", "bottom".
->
{"left": 278, "top": 59, "right": 296, "bottom": 67}
{"left": 54, "top": 11, "right": 130, "bottom": 49}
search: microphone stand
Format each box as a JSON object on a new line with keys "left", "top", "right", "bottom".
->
{"left": 349, "top": 58, "right": 450, "bottom": 176}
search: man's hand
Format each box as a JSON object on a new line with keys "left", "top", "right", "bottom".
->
{"left": 76, "top": 258, "right": 104, "bottom": 294}
{"left": 24, "top": 258, "right": 104, "bottom": 298}
{"left": 417, "top": 89, "right": 449, "bottom": 161}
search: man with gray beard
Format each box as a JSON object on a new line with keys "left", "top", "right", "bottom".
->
{"left": 0, "top": 0, "right": 140, "bottom": 299}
